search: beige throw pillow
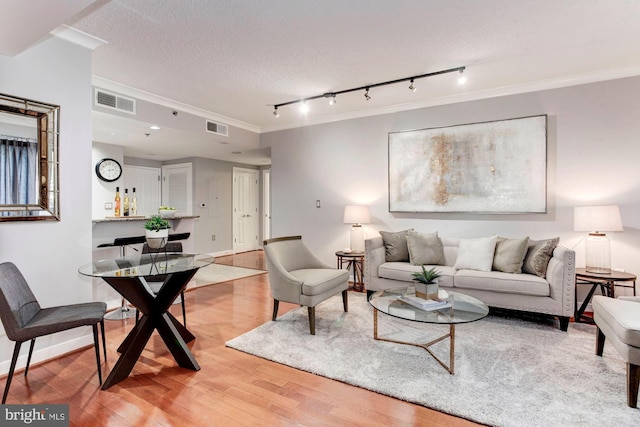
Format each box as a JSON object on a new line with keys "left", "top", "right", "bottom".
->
{"left": 379, "top": 230, "right": 411, "bottom": 262}
{"left": 492, "top": 237, "right": 529, "bottom": 273}
{"left": 454, "top": 235, "right": 498, "bottom": 272}
{"left": 406, "top": 230, "right": 445, "bottom": 266}
{"left": 522, "top": 237, "right": 560, "bottom": 278}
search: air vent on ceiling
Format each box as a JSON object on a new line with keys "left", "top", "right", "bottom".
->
{"left": 95, "top": 89, "right": 136, "bottom": 114}
{"left": 206, "top": 119, "right": 229, "bottom": 137}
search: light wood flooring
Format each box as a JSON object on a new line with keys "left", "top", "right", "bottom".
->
{"left": 3, "top": 251, "right": 481, "bottom": 426}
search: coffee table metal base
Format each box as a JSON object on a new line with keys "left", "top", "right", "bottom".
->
{"left": 373, "top": 309, "right": 455, "bottom": 374}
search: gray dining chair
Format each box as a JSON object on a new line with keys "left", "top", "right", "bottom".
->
{"left": 0, "top": 262, "right": 107, "bottom": 404}
{"left": 138, "top": 242, "right": 187, "bottom": 326}
{"left": 263, "top": 236, "right": 349, "bottom": 335}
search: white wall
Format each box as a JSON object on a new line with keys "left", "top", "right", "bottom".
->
{"left": 92, "top": 141, "right": 125, "bottom": 219}
{"left": 0, "top": 36, "right": 95, "bottom": 373}
{"left": 263, "top": 76, "right": 640, "bottom": 297}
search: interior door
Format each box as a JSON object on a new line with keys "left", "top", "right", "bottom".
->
{"left": 233, "top": 167, "right": 258, "bottom": 253}
{"left": 162, "top": 163, "right": 192, "bottom": 215}
{"left": 123, "top": 165, "right": 160, "bottom": 216}
{"left": 262, "top": 169, "right": 271, "bottom": 242}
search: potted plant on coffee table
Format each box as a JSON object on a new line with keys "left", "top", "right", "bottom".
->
{"left": 412, "top": 266, "right": 441, "bottom": 300}
{"left": 144, "top": 215, "right": 170, "bottom": 249}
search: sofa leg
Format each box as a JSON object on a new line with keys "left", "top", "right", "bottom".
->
{"left": 308, "top": 306, "right": 316, "bottom": 335}
{"left": 272, "top": 299, "right": 280, "bottom": 321}
{"left": 596, "top": 327, "right": 605, "bottom": 357}
{"left": 628, "top": 363, "right": 640, "bottom": 408}
{"left": 558, "top": 316, "right": 569, "bottom": 331}
{"left": 342, "top": 290, "right": 348, "bottom": 313}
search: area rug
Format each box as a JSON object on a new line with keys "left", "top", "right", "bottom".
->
{"left": 192, "top": 263, "right": 265, "bottom": 287}
{"left": 226, "top": 293, "right": 639, "bottom": 427}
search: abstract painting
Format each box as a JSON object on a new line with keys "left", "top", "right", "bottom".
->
{"left": 389, "top": 115, "right": 547, "bottom": 213}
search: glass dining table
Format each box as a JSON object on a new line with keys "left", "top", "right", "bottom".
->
{"left": 79, "top": 252, "right": 214, "bottom": 389}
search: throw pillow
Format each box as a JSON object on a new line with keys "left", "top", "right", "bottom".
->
{"left": 406, "top": 230, "right": 445, "bottom": 266}
{"left": 454, "top": 235, "right": 498, "bottom": 272}
{"left": 522, "top": 237, "right": 560, "bottom": 278}
{"left": 379, "top": 230, "right": 412, "bottom": 262}
{"left": 492, "top": 236, "right": 529, "bottom": 274}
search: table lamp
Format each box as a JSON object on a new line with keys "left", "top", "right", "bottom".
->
{"left": 343, "top": 205, "right": 370, "bottom": 253}
{"left": 574, "top": 205, "right": 623, "bottom": 273}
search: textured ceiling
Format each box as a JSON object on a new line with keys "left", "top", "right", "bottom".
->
{"left": 5, "top": 1, "right": 640, "bottom": 163}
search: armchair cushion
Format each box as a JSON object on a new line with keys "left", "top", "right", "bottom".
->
{"left": 291, "top": 269, "right": 350, "bottom": 296}
{"left": 594, "top": 296, "right": 640, "bottom": 348}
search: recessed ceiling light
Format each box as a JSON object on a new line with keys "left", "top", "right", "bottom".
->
{"left": 149, "top": 125, "right": 160, "bottom": 130}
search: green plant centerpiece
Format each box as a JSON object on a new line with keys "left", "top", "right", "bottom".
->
{"left": 144, "top": 215, "right": 171, "bottom": 249}
{"left": 412, "top": 266, "right": 441, "bottom": 300}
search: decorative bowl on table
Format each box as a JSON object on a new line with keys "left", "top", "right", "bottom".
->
{"left": 158, "top": 207, "right": 176, "bottom": 218}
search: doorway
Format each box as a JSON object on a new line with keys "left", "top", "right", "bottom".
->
{"left": 232, "top": 167, "right": 259, "bottom": 253}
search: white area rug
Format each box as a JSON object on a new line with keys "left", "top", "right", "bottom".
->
{"left": 192, "top": 263, "right": 265, "bottom": 287}
{"left": 226, "top": 293, "right": 640, "bottom": 427}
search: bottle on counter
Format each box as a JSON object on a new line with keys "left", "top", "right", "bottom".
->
{"left": 114, "top": 186, "right": 121, "bottom": 217}
{"left": 123, "top": 188, "right": 129, "bottom": 216}
{"left": 131, "top": 187, "right": 137, "bottom": 216}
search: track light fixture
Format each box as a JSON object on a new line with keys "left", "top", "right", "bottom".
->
{"left": 270, "top": 65, "right": 466, "bottom": 117}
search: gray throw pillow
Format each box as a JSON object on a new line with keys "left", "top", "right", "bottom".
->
{"left": 522, "top": 237, "right": 560, "bottom": 278}
{"left": 406, "top": 230, "right": 445, "bottom": 266}
{"left": 379, "top": 230, "right": 411, "bottom": 262}
{"left": 492, "top": 236, "right": 529, "bottom": 273}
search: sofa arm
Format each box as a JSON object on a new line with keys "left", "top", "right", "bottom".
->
{"left": 545, "top": 245, "right": 576, "bottom": 316}
{"left": 364, "top": 237, "right": 386, "bottom": 288}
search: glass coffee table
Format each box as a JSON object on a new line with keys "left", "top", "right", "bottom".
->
{"left": 369, "top": 287, "right": 489, "bottom": 374}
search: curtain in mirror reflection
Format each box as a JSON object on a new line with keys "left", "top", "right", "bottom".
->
{"left": 0, "top": 138, "right": 38, "bottom": 205}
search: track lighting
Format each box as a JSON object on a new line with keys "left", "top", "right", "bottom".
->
{"left": 458, "top": 69, "right": 467, "bottom": 85}
{"left": 270, "top": 65, "right": 466, "bottom": 117}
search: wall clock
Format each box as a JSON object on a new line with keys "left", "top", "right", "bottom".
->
{"left": 95, "top": 158, "right": 122, "bottom": 182}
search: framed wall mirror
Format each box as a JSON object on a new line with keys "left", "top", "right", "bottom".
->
{"left": 0, "top": 93, "right": 60, "bottom": 221}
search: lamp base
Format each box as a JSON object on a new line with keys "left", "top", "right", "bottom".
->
{"left": 585, "top": 232, "right": 611, "bottom": 274}
{"left": 350, "top": 224, "right": 364, "bottom": 253}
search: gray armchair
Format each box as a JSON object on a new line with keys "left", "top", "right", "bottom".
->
{"left": 263, "top": 236, "right": 349, "bottom": 335}
{"left": 0, "top": 262, "right": 107, "bottom": 404}
{"left": 593, "top": 295, "right": 640, "bottom": 407}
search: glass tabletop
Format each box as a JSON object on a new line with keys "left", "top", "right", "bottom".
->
{"left": 369, "top": 287, "right": 489, "bottom": 325}
{"left": 79, "top": 252, "right": 214, "bottom": 278}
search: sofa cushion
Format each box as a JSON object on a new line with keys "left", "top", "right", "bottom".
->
{"left": 522, "top": 237, "right": 559, "bottom": 278}
{"left": 380, "top": 230, "right": 411, "bottom": 262}
{"left": 454, "top": 269, "right": 550, "bottom": 296}
{"left": 378, "top": 262, "right": 455, "bottom": 288}
{"left": 492, "top": 236, "right": 529, "bottom": 274}
{"left": 406, "top": 230, "right": 445, "bottom": 266}
{"left": 453, "top": 235, "right": 497, "bottom": 272}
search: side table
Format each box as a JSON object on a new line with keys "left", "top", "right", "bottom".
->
{"left": 575, "top": 268, "right": 637, "bottom": 323}
{"left": 336, "top": 251, "right": 364, "bottom": 292}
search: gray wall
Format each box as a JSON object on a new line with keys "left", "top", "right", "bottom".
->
{"left": 0, "top": 37, "right": 94, "bottom": 373}
{"left": 262, "top": 75, "right": 640, "bottom": 295}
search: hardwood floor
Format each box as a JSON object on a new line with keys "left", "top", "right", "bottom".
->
{"left": 3, "top": 251, "right": 481, "bottom": 427}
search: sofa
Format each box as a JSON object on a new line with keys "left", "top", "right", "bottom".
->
{"left": 364, "top": 231, "right": 576, "bottom": 330}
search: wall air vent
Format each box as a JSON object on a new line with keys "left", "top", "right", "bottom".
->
{"left": 95, "top": 89, "right": 136, "bottom": 114}
{"left": 206, "top": 119, "right": 229, "bottom": 137}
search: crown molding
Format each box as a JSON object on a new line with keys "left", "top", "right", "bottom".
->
{"left": 50, "top": 25, "right": 107, "bottom": 51}
{"left": 92, "top": 76, "right": 261, "bottom": 134}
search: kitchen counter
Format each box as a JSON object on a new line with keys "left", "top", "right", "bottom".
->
{"left": 92, "top": 215, "right": 199, "bottom": 223}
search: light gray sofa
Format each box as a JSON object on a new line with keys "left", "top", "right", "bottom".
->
{"left": 364, "top": 235, "right": 576, "bottom": 330}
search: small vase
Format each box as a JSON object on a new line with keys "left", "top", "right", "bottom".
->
{"left": 415, "top": 280, "right": 439, "bottom": 300}
{"left": 146, "top": 229, "right": 168, "bottom": 249}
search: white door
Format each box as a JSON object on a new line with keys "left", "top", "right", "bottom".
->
{"left": 162, "top": 163, "right": 192, "bottom": 215}
{"left": 233, "top": 167, "right": 259, "bottom": 253}
{"left": 123, "top": 165, "right": 161, "bottom": 216}
{"left": 262, "top": 169, "right": 271, "bottom": 242}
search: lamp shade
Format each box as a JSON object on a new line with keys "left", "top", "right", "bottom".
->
{"left": 573, "top": 205, "right": 623, "bottom": 232}
{"left": 343, "top": 205, "right": 370, "bottom": 224}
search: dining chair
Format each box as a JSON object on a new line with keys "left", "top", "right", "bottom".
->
{"left": 0, "top": 262, "right": 107, "bottom": 404}
{"left": 138, "top": 242, "right": 187, "bottom": 326}
{"left": 263, "top": 236, "right": 349, "bottom": 335}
